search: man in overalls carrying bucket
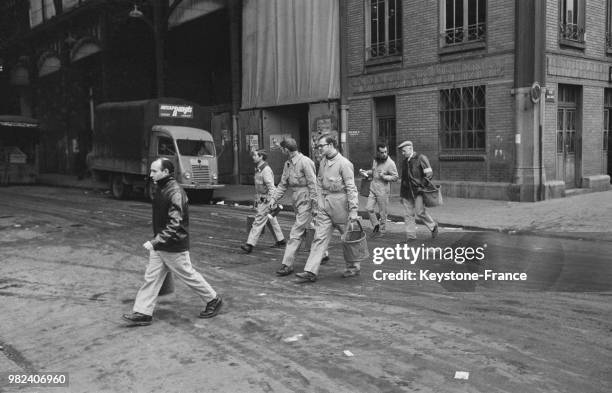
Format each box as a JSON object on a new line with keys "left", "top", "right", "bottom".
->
{"left": 268, "top": 137, "right": 318, "bottom": 276}
{"left": 295, "top": 134, "right": 361, "bottom": 283}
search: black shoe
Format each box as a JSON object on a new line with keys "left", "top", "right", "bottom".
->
{"left": 372, "top": 224, "right": 380, "bottom": 233}
{"left": 295, "top": 271, "right": 317, "bottom": 283}
{"left": 342, "top": 270, "right": 361, "bottom": 278}
{"left": 241, "top": 244, "right": 253, "bottom": 253}
{"left": 272, "top": 239, "right": 287, "bottom": 248}
{"left": 431, "top": 224, "right": 439, "bottom": 239}
{"left": 321, "top": 255, "right": 330, "bottom": 265}
{"left": 122, "top": 312, "right": 152, "bottom": 326}
{"left": 199, "top": 296, "right": 223, "bottom": 318}
{"left": 275, "top": 265, "right": 294, "bottom": 276}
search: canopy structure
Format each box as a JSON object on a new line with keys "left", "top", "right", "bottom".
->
{"left": 0, "top": 115, "right": 39, "bottom": 129}
{"left": 241, "top": 0, "right": 340, "bottom": 109}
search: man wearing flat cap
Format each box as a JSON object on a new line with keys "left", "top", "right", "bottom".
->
{"left": 398, "top": 140, "right": 439, "bottom": 241}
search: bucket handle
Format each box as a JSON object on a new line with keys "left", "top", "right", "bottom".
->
{"left": 348, "top": 218, "right": 364, "bottom": 234}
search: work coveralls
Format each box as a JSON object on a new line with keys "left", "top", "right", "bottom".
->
{"left": 271, "top": 152, "right": 318, "bottom": 268}
{"left": 246, "top": 162, "right": 285, "bottom": 246}
{"left": 304, "top": 153, "right": 359, "bottom": 276}
{"left": 364, "top": 157, "right": 398, "bottom": 232}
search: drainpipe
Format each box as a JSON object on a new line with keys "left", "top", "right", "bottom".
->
{"left": 229, "top": 0, "right": 241, "bottom": 184}
{"left": 535, "top": 0, "right": 546, "bottom": 200}
{"left": 338, "top": 0, "right": 349, "bottom": 158}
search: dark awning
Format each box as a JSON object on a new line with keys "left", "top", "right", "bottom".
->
{"left": 0, "top": 115, "right": 39, "bottom": 128}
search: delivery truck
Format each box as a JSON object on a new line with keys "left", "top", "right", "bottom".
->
{"left": 88, "top": 98, "right": 223, "bottom": 201}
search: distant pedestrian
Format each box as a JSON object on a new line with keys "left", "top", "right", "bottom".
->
{"left": 269, "top": 137, "right": 326, "bottom": 276}
{"left": 398, "top": 141, "right": 438, "bottom": 241}
{"left": 241, "top": 149, "right": 286, "bottom": 253}
{"left": 295, "top": 135, "right": 360, "bottom": 283}
{"left": 122, "top": 158, "right": 222, "bottom": 326}
{"left": 359, "top": 143, "right": 398, "bottom": 237}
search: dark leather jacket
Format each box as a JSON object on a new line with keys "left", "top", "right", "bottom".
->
{"left": 400, "top": 152, "right": 434, "bottom": 200}
{"left": 150, "top": 176, "right": 190, "bottom": 252}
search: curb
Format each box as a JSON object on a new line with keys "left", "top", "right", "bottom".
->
{"left": 33, "top": 179, "right": 611, "bottom": 243}
{"left": 213, "top": 197, "right": 499, "bottom": 235}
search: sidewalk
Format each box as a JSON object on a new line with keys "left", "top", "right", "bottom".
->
{"left": 37, "top": 173, "right": 612, "bottom": 240}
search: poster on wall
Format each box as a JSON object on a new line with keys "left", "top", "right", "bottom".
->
{"left": 316, "top": 118, "right": 332, "bottom": 134}
{"left": 269, "top": 134, "right": 292, "bottom": 150}
{"left": 311, "top": 116, "right": 338, "bottom": 164}
{"left": 246, "top": 134, "right": 259, "bottom": 151}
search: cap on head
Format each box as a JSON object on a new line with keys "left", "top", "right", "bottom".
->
{"left": 398, "top": 140, "right": 413, "bottom": 149}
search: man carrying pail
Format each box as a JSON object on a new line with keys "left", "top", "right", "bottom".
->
{"left": 398, "top": 140, "right": 439, "bottom": 241}
{"left": 295, "top": 134, "right": 361, "bottom": 283}
{"left": 268, "top": 137, "right": 319, "bottom": 276}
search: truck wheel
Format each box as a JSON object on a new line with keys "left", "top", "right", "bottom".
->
{"left": 187, "top": 189, "right": 213, "bottom": 204}
{"left": 111, "top": 175, "right": 132, "bottom": 200}
{"left": 200, "top": 190, "right": 214, "bottom": 204}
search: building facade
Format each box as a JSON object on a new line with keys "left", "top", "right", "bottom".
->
{"left": 2, "top": 0, "right": 611, "bottom": 200}
{"left": 345, "top": 0, "right": 611, "bottom": 200}
{"left": 0, "top": 0, "right": 238, "bottom": 180}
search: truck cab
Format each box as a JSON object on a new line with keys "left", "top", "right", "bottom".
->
{"left": 150, "top": 125, "right": 222, "bottom": 201}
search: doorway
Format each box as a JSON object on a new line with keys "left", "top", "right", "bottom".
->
{"left": 262, "top": 104, "right": 309, "bottom": 182}
{"left": 374, "top": 96, "right": 397, "bottom": 163}
{"left": 556, "top": 85, "right": 581, "bottom": 188}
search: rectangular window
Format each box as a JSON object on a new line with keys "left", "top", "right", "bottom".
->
{"left": 440, "top": 86, "right": 486, "bottom": 150}
{"left": 441, "top": 0, "right": 486, "bottom": 46}
{"left": 28, "top": 0, "right": 56, "bottom": 27}
{"left": 366, "top": 0, "right": 402, "bottom": 59}
{"left": 559, "top": 0, "right": 585, "bottom": 43}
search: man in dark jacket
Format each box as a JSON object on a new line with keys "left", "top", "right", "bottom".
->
{"left": 122, "top": 158, "right": 222, "bottom": 325}
{"left": 398, "top": 141, "right": 439, "bottom": 241}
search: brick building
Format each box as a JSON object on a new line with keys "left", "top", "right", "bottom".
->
{"left": 3, "top": 0, "right": 611, "bottom": 201}
{"left": 344, "top": 0, "right": 612, "bottom": 200}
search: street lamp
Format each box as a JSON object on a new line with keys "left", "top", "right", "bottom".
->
{"left": 128, "top": 1, "right": 164, "bottom": 98}
{"left": 128, "top": 4, "right": 144, "bottom": 18}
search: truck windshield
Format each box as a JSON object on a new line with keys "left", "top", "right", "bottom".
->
{"left": 176, "top": 140, "right": 215, "bottom": 156}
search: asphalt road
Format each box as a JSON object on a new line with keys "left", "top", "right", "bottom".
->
{"left": 0, "top": 186, "right": 610, "bottom": 393}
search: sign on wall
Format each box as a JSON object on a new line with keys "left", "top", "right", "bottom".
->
{"left": 159, "top": 104, "right": 193, "bottom": 119}
{"left": 246, "top": 134, "right": 259, "bottom": 151}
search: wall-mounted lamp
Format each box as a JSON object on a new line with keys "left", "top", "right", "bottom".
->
{"left": 129, "top": 4, "right": 144, "bottom": 18}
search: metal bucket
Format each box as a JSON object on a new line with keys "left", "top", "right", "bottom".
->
{"left": 341, "top": 219, "right": 369, "bottom": 262}
{"left": 158, "top": 272, "right": 175, "bottom": 296}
